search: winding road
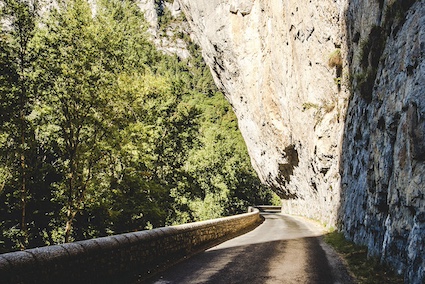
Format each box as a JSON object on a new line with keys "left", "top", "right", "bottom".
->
{"left": 148, "top": 213, "right": 353, "bottom": 284}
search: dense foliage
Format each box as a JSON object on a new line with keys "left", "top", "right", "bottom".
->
{"left": 0, "top": 0, "right": 278, "bottom": 253}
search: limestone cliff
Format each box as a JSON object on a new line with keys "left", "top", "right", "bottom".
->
{"left": 177, "top": 0, "right": 424, "bottom": 282}
{"left": 177, "top": 0, "right": 348, "bottom": 226}
{"left": 139, "top": 0, "right": 191, "bottom": 59}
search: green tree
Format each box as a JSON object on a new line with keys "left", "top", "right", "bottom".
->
{"left": 157, "top": 38, "right": 278, "bottom": 222}
{"left": 0, "top": 0, "right": 277, "bottom": 252}
{"left": 0, "top": 0, "right": 39, "bottom": 250}
{"left": 106, "top": 70, "right": 198, "bottom": 232}
{"left": 32, "top": 0, "right": 121, "bottom": 242}
{"left": 31, "top": 0, "right": 183, "bottom": 242}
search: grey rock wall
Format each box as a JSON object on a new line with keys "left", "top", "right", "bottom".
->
{"left": 177, "top": 0, "right": 425, "bottom": 282}
{"left": 340, "top": 1, "right": 425, "bottom": 282}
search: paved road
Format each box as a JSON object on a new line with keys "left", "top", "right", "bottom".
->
{"left": 148, "top": 213, "right": 353, "bottom": 284}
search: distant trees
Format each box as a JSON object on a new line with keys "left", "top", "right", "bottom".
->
{"left": 0, "top": 0, "right": 278, "bottom": 253}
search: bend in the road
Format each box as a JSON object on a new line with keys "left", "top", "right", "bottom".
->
{"left": 147, "top": 214, "right": 353, "bottom": 284}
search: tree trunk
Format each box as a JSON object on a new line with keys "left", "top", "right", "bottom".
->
{"left": 64, "top": 217, "right": 73, "bottom": 243}
{"left": 64, "top": 150, "right": 76, "bottom": 243}
{"left": 64, "top": 208, "right": 77, "bottom": 243}
{"left": 64, "top": 169, "right": 73, "bottom": 243}
{"left": 19, "top": 71, "right": 28, "bottom": 250}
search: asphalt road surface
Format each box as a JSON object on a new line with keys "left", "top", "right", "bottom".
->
{"left": 148, "top": 213, "right": 353, "bottom": 284}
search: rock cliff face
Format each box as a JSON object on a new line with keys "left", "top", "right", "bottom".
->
{"left": 178, "top": 0, "right": 348, "bottom": 226}
{"left": 341, "top": 0, "right": 424, "bottom": 282}
{"left": 177, "top": 0, "right": 424, "bottom": 282}
{"left": 139, "top": 0, "right": 191, "bottom": 59}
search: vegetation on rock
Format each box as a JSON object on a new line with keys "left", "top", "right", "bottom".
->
{"left": 324, "top": 231, "right": 403, "bottom": 284}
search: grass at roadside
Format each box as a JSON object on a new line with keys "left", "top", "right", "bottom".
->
{"left": 323, "top": 231, "right": 404, "bottom": 284}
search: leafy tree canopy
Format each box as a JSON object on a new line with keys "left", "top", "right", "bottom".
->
{"left": 0, "top": 0, "right": 279, "bottom": 253}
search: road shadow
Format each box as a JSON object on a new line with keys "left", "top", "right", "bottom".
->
{"left": 145, "top": 214, "right": 352, "bottom": 284}
{"left": 146, "top": 237, "right": 333, "bottom": 284}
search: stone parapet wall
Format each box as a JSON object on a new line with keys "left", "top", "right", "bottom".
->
{"left": 0, "top": 209, "right": 261, "bottom": 283}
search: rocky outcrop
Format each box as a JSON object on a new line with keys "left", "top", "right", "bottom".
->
{"left": 178, "top": 0, "right": 348, "bottom": 226}
{"left": 138, "top": 0, "right": 191, "bottom": 59}
{"left": 177, "top": 0, "right": 424, "bottom": 282}
{"left": 229, "top": 0, "right": 254, "bottom": 16}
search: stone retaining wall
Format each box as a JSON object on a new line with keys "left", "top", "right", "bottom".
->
{"left": 0, "top": 209, "right": 261, "bottom": 283}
